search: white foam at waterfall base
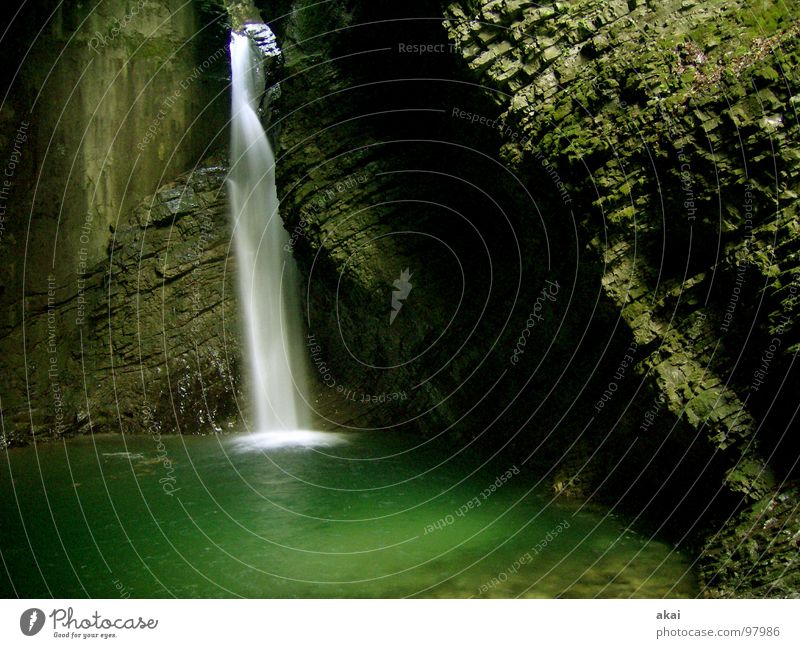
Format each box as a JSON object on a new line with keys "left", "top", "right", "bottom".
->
{"left": 231, "top": 430, "right": 348, "bottom": 451}
{"left": 229, "top": 30, "right": 311, "bottom": 435}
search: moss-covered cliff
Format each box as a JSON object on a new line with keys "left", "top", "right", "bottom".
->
{"left": 261, "top": 0, "right": 800, "bottom": 595}
{"left": 0, "top": 0, "right": 797, "bottom": 597}
{"left": 437, "top": 0, "right": 800, "bottom": 596}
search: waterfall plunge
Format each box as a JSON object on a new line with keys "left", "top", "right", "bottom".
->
{"left": 228, "top": 31, "right": 314, "bottom": 443}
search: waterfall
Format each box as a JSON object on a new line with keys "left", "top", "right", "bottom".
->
{"left": 228, "top": 31, "right": 310, "bottom": 437}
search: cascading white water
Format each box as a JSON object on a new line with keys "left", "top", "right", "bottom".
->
{"left": 228, "top": 31, "right": 311, "bottom": 438}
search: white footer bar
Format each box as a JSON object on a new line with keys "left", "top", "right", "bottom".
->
{"left": 1, "top": 599, "right": 797, "bottom": 647}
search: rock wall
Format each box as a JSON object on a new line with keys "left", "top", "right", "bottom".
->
{"left": 269, "top": 0, "right": 556, "bottom": 432}
{"left": 0, "top": 0, "right": 229, "bottom": 294}
{"left": 0, "top": 0, "right": 233, "bottom": 443}
{"left": 265, "top": 4, "right": 636, "bottom": 468}
{"left": 253, "top": 0, "right": 800, "bottom": 596}
{"left": 0, "top": 159, "right": 245, "bottom": 446}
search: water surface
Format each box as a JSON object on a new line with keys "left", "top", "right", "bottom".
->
{"left": 0, "top": 432, "right": 696, "bottom": 598}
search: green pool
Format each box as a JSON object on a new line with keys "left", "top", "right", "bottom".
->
{"left": 0, "top": 431, "right": 696, "bottom": 598}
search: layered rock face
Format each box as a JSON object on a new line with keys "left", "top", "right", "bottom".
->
{"left": 0, "top": 0, "right": 233, "bottom": 443}
{"left": 264, "top": 2, "right": 634, "bottom": 456}
{"left": 0, "top": 159, "right": 244, "bottom": 445}
{"left": 442, "top": 0, "right": 800, "bottom": 595}
{"left": 261, "top": 0, "right": 800, "bottom": 595}
{"left": 268, "top": 0, "right": 568, "bottom": 432}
